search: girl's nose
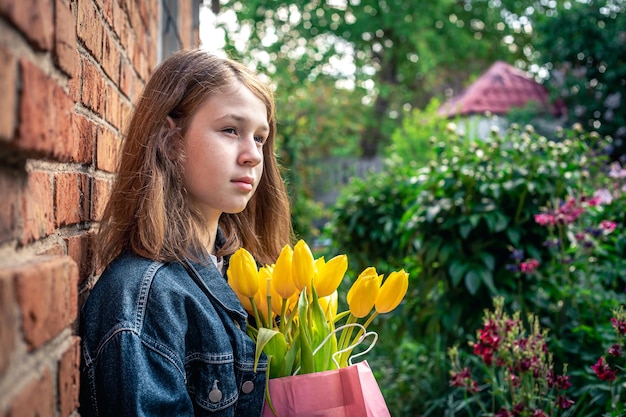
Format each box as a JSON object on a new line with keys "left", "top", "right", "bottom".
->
{"left": 238, "top": 135, "right": 263, "bottom": 166}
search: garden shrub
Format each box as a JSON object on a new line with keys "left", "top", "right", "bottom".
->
{"left": 326, "top": 119, "right": 626, "bottom": 415}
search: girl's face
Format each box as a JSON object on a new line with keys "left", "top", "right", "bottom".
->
{"left": 181, "top": 82, "right": 268, "bottom": 226}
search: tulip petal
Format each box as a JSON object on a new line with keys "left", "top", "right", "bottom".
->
{"left": 375, "top": 269, "right": 409, "bottom": 313}
{"left": 292, "top": 240, "right": 317, "bottom": 291}
{"left": 347, "top": 267, "right": 381, "bottom": 318}
{"left": 227, "top": 248, "right": 259, "bottom": 298}
{"left": 315, "top": 254, "right": 348, "bottom": 298}
{"left": 272, "top": 244, "right": 297, "bottom": 300}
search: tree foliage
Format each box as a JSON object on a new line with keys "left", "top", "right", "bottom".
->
{"left": 532, "top": 0, "right": 626, "bottom": 160}
{"left": 215, "top": 0, "right": 531, "bottom": 156}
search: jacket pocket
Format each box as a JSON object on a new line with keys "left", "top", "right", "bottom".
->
{"left": 185, "top": 354, "right": 238, "bottom": 414}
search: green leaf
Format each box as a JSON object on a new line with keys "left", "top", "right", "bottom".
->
{"left": 310, "top": 287, "right": 332, "bottom": 372}
{"left": 449, "top": 261, "right": 468, "bottom": 287}
{"left": 464, "top": 270, "right": 482, "bottom": 295}
{"left": 479, "top": 252, "right": 495, "bottom": 271}
{"left": 493, "top": 211, "right": 509, "bottom": 232}
{"left": 506, "top": 227, "right": 521, "bottom": 246}
{"left": 297, "top": 291, "right": 315, "bottom": 374}
{"left": 478, "top": 268, "right": 496, "bottom": 294}
{"left": 459, "top": 222, "right": 473, "bottom": 239}
{"left": 254, "top": 328, "right": 287, "bottom": 377}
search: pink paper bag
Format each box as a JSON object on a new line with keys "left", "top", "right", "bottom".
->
{"left": 262, "top": 361, "right": 390, "bottom": 417}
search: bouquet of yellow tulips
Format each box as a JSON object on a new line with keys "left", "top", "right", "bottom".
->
{"left": 226, "top": 239, "right": 409, "bottom": 383}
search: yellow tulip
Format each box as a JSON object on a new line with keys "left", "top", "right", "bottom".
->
{"left": 291, "top": 240, "right": 317, "bottom": 291}
{"left": 227, "top": 248, "right": 259, "bottom": 298}
{"left": 256, "top": 265, "right": 272, "bottom": 323}
{"left": 234, "top": 291, "right": 253, "bottom": 313}
{"left": 375, "top": 269, "right": 409, "bottom": 314}
{"left": 346, "top": 267, "right": 382, "bottom": 318}
{"left": 319, "top": 290, "right": 338, "bottom": 321}
{"left": 272, "top": 244, "right": 298, "bottom": 300}
{"left": 315, "top": 254, "right": 348, "bottom": 298}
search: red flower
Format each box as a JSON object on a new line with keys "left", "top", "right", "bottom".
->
{"left": 556, "top": 395, "right": 575, "bottom": 409}
{"left": 608, "top": 343, "right": 623, "bottom": 357}
{"left": 554, "top": 374, "right": 572, "bottom": 390}
{"left": 611, "top": 317, "right": 626, "bottom": 335}
{"left": 591, "top": 357, "right": 617, "bottom": 381}
{"left": 449, "top": 367, "right": 479, "bottom": 393}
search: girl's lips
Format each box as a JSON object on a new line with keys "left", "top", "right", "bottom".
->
{"left": 232, "top": 177, "right": 254, "bottom": 192}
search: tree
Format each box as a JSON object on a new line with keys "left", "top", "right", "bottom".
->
{"left": 214, "top": 0, "right": 532, "bottom": 156}
{"left": 532, "top": 0, "right": 626, "bottom": 161}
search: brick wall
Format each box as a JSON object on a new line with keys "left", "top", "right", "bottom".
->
{"left": 0, "top": 1, "right": 200, "bottom": 415}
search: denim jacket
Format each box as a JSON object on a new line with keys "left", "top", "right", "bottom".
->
{"left": 79, "top": 251, "right": 267, "bottom": 417}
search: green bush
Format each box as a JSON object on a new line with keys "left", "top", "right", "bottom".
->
{"left": 326, "top": 119, "right": 626, "bottom": 415}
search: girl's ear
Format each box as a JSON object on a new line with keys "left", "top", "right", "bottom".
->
{"left": 159, "top": 116, "right": 184, "bottom": 162}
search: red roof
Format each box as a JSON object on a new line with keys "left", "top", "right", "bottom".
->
{"left": 439, "top": 61, "right": 556, "bottom": 118}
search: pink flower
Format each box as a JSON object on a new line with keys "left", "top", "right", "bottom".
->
{"left": 600, "top": 220, "right": 617, "bottom": 233}
{"left": 534, "top": 213, "right": 554, "bottom": 226}
{"left": 520, "top": 259, "right": 539, "bottom": 273}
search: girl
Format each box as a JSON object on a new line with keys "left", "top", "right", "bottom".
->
{"left": 80, "top": 49, "right": 293, "bottom": 416}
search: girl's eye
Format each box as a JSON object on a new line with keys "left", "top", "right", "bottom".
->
{"left": 254, "top": 136, "right": 268, "bottom": 145}
{"left": 223, "top": 128, "right": 237, "bottom": 135}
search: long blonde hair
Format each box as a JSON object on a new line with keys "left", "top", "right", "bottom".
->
{"left": 97, "top": 49, "right": 293, "bottom": 269}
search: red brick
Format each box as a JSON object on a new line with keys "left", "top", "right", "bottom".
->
{"left": 20, "top": 171, "right": 54, "bottom": 244}
{"left": 54, "top": 172, "right": 88, "bottom": 227}
{"left": 72, "top": 113, "right": 95, "bottom": 164}
{"left": 0, "top": 169, "right": 24, "bottom": 244}
{"left": 18, "top": 59, "right": 75, "bottom": 161}
{"left": 6, "top": 368, "right": 54, "bottom": 417}
{"left": 137, "top": 0, "right": 149, "bottom": 30}
{"left": 120, "top": 99, "right": 133, "bottom": 131}
{"left": 80, "top": 58, "right": 105, "bottom": 116}
{"left": 96, "top": 126, "right": 121, "bottom": 173}
{"left": 0, "top": 45, "right": 17, "bottom": 141}
{"left": 90, "top": 176, "right": 111, "bottom": 221}
{"left": 40, "top": 244, "right": 64, "bottom": 256}
{"left": 103, "top": 31, "right": 121, "bottom": 84}
{"left": 65, "top": 230, "right": 94, "bottom": 283}
{"left": 76, "top": 0, "right": 103, "bottom": 59}
{"left": 119, "top": 60, "right": 132, "bottom": 99}
{"left": 14, "top": 255, "right": 78, "bottom": 350}
{"left": 67, "top": 62, "right": 81, "bottom": 103}
{"left": 179, "top": 0, "right": 191, "bottom": 47}
{"left": 58, "top": 336, "right": 80, "bottom": 417}
{"left": 101, "top": 0, "right": 114, "bottom": 27}
{"left": 53, "top": 0, "right": 77, "bottom": 77}
{"left": 0, "top": 270, "right": 17, "bottom": 376}
{"left": 134, "top": 72, "right": 145, "bottom": 102}
{"left": 0, "top": 0, "right": 54, "bottom": 51}
{"left": 113, "top": 1, "right": 129, "bottom": 50}
{"left": 102, "top": 83, "right": 120, "bottom": 128}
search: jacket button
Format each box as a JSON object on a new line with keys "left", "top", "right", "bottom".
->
{"left": 209, "top": 380, "right": 223, "bottom": 403}
{"left": 242, "top": 380, "right": 254, "bottom": 394}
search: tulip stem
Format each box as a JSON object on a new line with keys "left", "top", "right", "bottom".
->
{"left": 279, "top": 299, "right": 288, "bottom": 333}
{"left": 250, "top": 298, "right": 266, "bottom": 329}
{"left": 267, "top": 294, "right": 273, "bottom": 328}
{"left": 337, "top": 314, "right": 357, "bottom": 367}
{"left": 348, "top": 311, "right": 378, "bottom": 354}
